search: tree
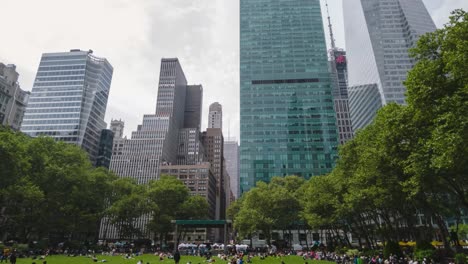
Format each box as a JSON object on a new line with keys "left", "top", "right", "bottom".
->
{"left": 404, "top": 9, "right": 468, "bottom": 209}
{"left": 105, "top": 178, "right": 149, "bottom": 239}
{"left": 146, "top": 175, "right": 190, "bottom": 246}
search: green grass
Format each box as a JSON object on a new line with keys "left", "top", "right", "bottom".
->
{"left": 16, "top": 255, "right": 333, "bottom": 264}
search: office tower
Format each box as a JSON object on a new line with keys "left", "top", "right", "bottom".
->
{"left": 21, "top": 49, "right": 113, "bottom": 164}
{"left": 184, "top": 85, "right": 203, "bottom": 130}
{"left": 240, "top": 0, "right": 339, "bottom": 192}
{"left": 96, "top": 129, "right": 114, "bottom": 169}
{"left": 224, "top": 139, "right": 239, "bottom": 198}
{"left": 208, "top": 102, "right": 222, "bottom": 129}
{"left": 325, "top": 3, "right": 354, "bottom": 145}
{"left": 344, "top": 0, "right": 436, "bottom": 130}
{"left": 110, "top": 58, "right": 187, "bottom": 185}
{"left": 0, "top": 63, "right": 30, "bottom": 130}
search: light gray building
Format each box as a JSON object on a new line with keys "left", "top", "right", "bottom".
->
{"left": 21, "top": 49, "right": 113, "bottom": 164}
{"left": 110, "top": 58, "right": 187, "bottom": 185}
{"left": 224, "top": 139, "right": 239, "bottom": 198}
{"left": 208, "top": 102, "right": 222, "bottom": 130}
{"left": 344, "top": 0, "right": 436, "bottom": 131}
{"left": 0, "top": 63, "right": 30, "bottom": 130}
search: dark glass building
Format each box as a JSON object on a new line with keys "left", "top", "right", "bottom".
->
{"left": 96, "top": 129, "right": 114, "bottom": 169}
{"left": 239, "top": 0, "right": 339, "bottom": 192}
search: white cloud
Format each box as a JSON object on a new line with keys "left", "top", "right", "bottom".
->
{"left": 0, "top": 0, "right": 465, "bottom": 140}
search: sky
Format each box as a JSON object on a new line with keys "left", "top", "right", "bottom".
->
{"left": 1, "top": 0, "right": 467, "bottom": 140}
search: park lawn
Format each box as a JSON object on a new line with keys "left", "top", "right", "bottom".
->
{"left": 15, "top": 255, "right": 334, "bottom": 264}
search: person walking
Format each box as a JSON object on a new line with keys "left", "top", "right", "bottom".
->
{"left": 9, "top": 252, "right": 17, "bottom": 264}
{"left": 174, "top": 250, "right": 181, "bottom": 264}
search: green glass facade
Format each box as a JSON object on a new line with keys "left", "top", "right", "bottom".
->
{"left": 239, "top": 0, "right": 339, "bottom": 193}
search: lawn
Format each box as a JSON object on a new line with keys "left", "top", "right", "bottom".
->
{"left": 15, "top": 255, "right": 334, "bottom": 264}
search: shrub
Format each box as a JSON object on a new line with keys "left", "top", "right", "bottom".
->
{"left": 414, "top": 249, "right": 435, "bottom": 261}
{"left": 455, "top": 253, "right": 467, "bottom": 264}
{"left": 361, "top": 249, "right": 380, "bottom": 257}
{"left": 346, "top": 249, "right": 359, "bottom": 257}
{"left": 16, "top": 244, "right": 29, "bottom": 252}
{"left": 383, "top": 241, "right": 402, "bottom": 259}
{"left": 415, "top": 240, "right": 434, "bottom": 251}
{"left": 335, "top": 246, "right": 347, "bottom": 254}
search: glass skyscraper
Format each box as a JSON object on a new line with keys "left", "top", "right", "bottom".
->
{"left": 21, "top": 49, "right": 113, "bottom": 164}
{"left": 240, "top": 0, "right": 338, "bottom": 193}
{"left": 344, "top": 0, "right": 436, "bottom": 130}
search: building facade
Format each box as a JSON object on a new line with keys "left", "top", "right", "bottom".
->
{"left": 202, "top": 128, "right": 226, "bottom": 220}
{"left": 348, "top": 84, "right": 383, "bottom": 131}
{"left": 240, "top": 0, "right": 339, "bottom": 193}
{"left": 184, "top": 85, "right": 203, "bottom": 130}
{"left": 344, "top": 0, "right": 436, "bottom": 130}
{"left": 160, "top": 163, "right": 217, "bottom": 220}
{"left": 21, "top": 49, "right": 113, "bottom": 164}
{"left": 224, "top": 139, "right": 239, "bottom": 198}
{"left": 208, "top": 102, "right": 222, "bottom": 130}
{"left": 0, "top": 63, "right": 30, "bottom": 130}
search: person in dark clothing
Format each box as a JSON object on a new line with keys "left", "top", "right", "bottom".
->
{"left": 174, "top": 251, "right": 181, "bottom": 264}
{"left": 9, "top": 253, "right": 16, "bottom": 264}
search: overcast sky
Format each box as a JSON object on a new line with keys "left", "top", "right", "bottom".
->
{"left": 1, "top": 0, "right": 466, "bottom": 139}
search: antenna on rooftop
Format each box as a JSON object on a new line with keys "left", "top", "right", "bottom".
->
{"left": 325, "top": 0, "right": 336, "bottom": 49}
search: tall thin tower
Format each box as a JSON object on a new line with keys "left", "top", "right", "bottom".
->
{"left": 326, "top": 1, "right": 354, "bottom": 144}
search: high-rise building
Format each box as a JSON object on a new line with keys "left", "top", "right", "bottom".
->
{"left": 21, "top": 49, "right": 113, "bottom": 164}
{"left": 208, "top": 102, "right": 222, "bottom": 130}
{"left": 109, "top": 58, "right": 187, "bottom": 185}
{"left": 240, "top": 0, "right": 339, "bottom": 193}
{"left": 0, "top": 63, "right": 30, "bottom": 130}
{"left": 224, "top": 139, "right": 239, "bottom": 198}
{"left": 344, "top": 0, "right": 436, "bottom": 130}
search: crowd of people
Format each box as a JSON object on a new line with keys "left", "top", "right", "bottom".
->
{"left": 0, "top": 245, "right": 461, "bottom": 264}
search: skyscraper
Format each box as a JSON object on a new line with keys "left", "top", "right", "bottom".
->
{"left": 240, "top": 0, "right": 339, "bottom": 192}
{"left": 109, "top": 58, "right": 187, "bottom": 185}
{"left": 21, "top": 49, "right": 113, "bottom": 164}
{"left": 344, "top": 0, "right": 436, "bottom": 130}
{"left": 208, "top": 102, "right": 222, "bottom": 130}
